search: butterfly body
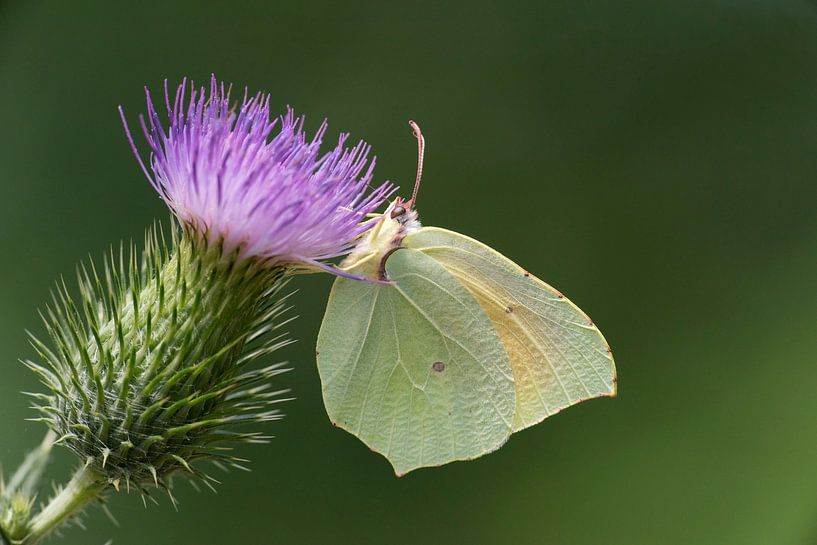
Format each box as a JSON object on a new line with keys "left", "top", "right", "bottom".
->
{"left": 340, "top": 200, "right": 419, "bottom": 278}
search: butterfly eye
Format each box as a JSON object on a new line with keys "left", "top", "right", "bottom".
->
{"left": 390, "top": 205, "right": 407, "bottom": 219}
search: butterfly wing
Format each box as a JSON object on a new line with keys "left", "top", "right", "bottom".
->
{"left": 317, "top": 247, "right": 515, "bottom": 475}
{"left": 405, "top": 227, "right": 616, "bottom": 432}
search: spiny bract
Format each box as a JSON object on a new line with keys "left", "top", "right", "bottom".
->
{"left": 25, "top": 224, "right": 293, "bottom": 495}
{"left": 0, "top": 488, "right": 33, "bottom": 542}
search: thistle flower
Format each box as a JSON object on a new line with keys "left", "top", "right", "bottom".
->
{"left": 120, "top": 76, "right": 395, "bottom": 270}
{"left": 15, "top": 78, "right": 393, "bottom": 543}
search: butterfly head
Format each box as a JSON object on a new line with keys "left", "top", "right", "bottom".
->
{"left": 339, "top": 121, "right": 426, "bottom": 278}
{"left": 390, "top": 204, "right": 407, "bottom": 219}
{"left": 388, "top": 197, "right": 420, "bottom": 227}
{"left": 340, "top": 198, "right": 420, "bottom": 276}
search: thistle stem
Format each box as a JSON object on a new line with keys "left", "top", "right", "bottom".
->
{"left": 25, "top": 465, "right": 106, "bottom": 545}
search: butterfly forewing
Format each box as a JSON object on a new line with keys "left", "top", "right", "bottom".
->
{"left": 405, "top": 227, "right": 616, "bottom": 432}
{"left": 317, "top": 247, "right": 515, "bottom": 475}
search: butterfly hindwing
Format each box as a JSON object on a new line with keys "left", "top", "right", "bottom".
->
{"left": 404, "top": 227, "right": 616, "bottom": 432}
{"left": 317, "top": 247, "right": 515, "bottom": 475}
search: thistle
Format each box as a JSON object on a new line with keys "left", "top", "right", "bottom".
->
{"left": 28, "top": 227, "right": 291, "bottom": 493}
{"left": 1, "top": 76, "right": 393, "bottom": 544}
{"left": 128, "top": 77, "right": 394, "bottom": 270}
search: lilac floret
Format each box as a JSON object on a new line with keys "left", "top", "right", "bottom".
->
{"left": 120, "top": 76, "right": 394, "bottom": 266}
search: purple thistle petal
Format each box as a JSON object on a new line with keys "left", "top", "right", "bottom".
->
{"left": 120, "top": 75, "right": 396, "bottom": 265}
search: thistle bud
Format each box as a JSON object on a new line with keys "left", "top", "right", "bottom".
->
{"left": 27, "top": 227, "right": 291, "bottom": 493}
{"left": 0, "top": 490, "right": 34, "bottom": 542}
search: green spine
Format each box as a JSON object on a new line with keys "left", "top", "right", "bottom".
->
{"left": 25, "top": 224, "right": 292, "bottom": 495}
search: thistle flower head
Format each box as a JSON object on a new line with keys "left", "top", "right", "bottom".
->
{"left": 27, "top": 227, "right": 292, "bottom": 494}
{"left": 120, "top": 76, "right": 394, "bottom": 267}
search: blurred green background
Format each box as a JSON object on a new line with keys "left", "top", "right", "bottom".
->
{"left": 2, "top": 1, "right": 817, "bottom": 543}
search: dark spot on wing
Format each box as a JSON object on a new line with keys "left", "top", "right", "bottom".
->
{"left": 505, "top": 306, "right": 513, "bottom": 313}
{"left": 432, "top": 361, "right": 445, "bottom": 373}
{"left": 523, "top": 270, "right": 530, "bottom": 278}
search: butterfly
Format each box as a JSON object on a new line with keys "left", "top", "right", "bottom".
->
{"left": 316, "top": 121, "right": 616, "bottom": 475}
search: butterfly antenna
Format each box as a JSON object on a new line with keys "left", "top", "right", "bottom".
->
{"left": 406, "top": 120, "right": 425, "bottom": 209}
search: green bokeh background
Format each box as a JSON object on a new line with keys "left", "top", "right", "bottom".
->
{"left": 2, "top": 1, "right": 817, "bottom": 543}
